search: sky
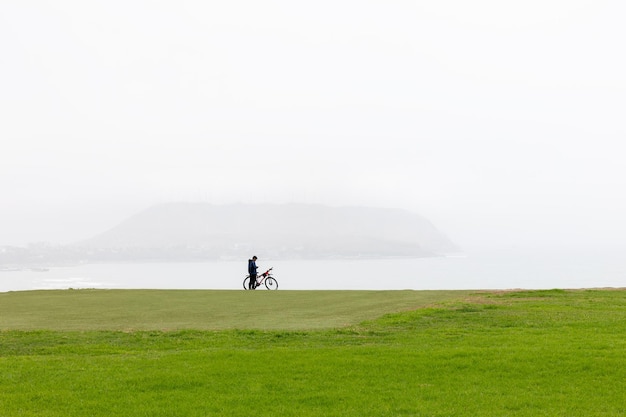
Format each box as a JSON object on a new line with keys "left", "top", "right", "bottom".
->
{"left": 1, "top": 0, "right": 625, "bottom": 250}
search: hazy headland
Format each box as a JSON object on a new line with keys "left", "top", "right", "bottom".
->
{"left": 0, "top": 203, "right": 457, "bottom": 267}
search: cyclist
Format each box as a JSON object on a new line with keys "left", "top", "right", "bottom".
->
{"left": 248, "top": 256, "right": 258, "bottom": 289}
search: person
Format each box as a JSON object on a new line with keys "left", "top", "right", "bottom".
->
{"left": 248, "top": 256, "right": 258, "bottom": 290}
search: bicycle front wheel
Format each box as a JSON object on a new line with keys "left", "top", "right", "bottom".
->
{"left": 264, "top": 277, "right": 278, "bottom": 290}
{"left": 243, "top": 276, "right": 251, "bottom": 290}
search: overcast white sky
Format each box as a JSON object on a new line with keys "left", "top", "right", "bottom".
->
{"left": 1, "top": 0, "right": 625, "bottom": 250}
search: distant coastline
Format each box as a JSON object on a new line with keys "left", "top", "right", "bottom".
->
{"left": 1, "top": 203, "right": 458, "bottom": 267}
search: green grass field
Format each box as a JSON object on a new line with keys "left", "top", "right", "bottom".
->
{"left": 0, "top": 289, "right": 471, "bottom": 331}
{"left": 1, "top": 289, "right": 625, "bottom": 416}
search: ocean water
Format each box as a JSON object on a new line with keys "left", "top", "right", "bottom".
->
{"left": 2, "top": 248, "right": 624, "bottom": 292}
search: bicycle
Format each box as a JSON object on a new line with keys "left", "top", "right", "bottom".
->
{"left": 243, "top": 267, "right": 278, "bottom": 290}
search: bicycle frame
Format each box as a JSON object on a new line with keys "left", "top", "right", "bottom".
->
{"left": 244, "top": 267, "right": 278, "bottom": 290}
{"left": 254, "top": 269, "right": 272, "bottom": 287}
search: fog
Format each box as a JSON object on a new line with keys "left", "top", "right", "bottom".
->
{"left": 2, "top": 1, "right": 625, "bottom": 252}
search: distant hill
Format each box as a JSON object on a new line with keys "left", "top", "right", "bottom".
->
{"left": 74, "top": 203, "right": 458, "bottom": 260}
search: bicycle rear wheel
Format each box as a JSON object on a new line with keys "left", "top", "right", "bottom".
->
{"left": 264, "top": 277, "right": 278, "bottom": 290}
{"left": 243, "top": 276, "right": 251, "bottom": 290}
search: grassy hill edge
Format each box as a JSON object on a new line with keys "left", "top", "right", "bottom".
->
{"left": 0, "top": 289, "right": 474, "bottom": 331}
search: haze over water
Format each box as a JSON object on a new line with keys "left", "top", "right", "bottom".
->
{"left": 2, "top": 1, "right": 625, "bottom": 280}
{"left": 2, "top": 247, "right": 624, "bottom": 293}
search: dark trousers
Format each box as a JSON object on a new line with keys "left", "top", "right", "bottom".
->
{"left": 249, "top": 274, "right": 257, "bottom": 289}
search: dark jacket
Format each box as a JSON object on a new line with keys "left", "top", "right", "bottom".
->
{"left": 248, "top": 259, "right": 258, "bottom": 276}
